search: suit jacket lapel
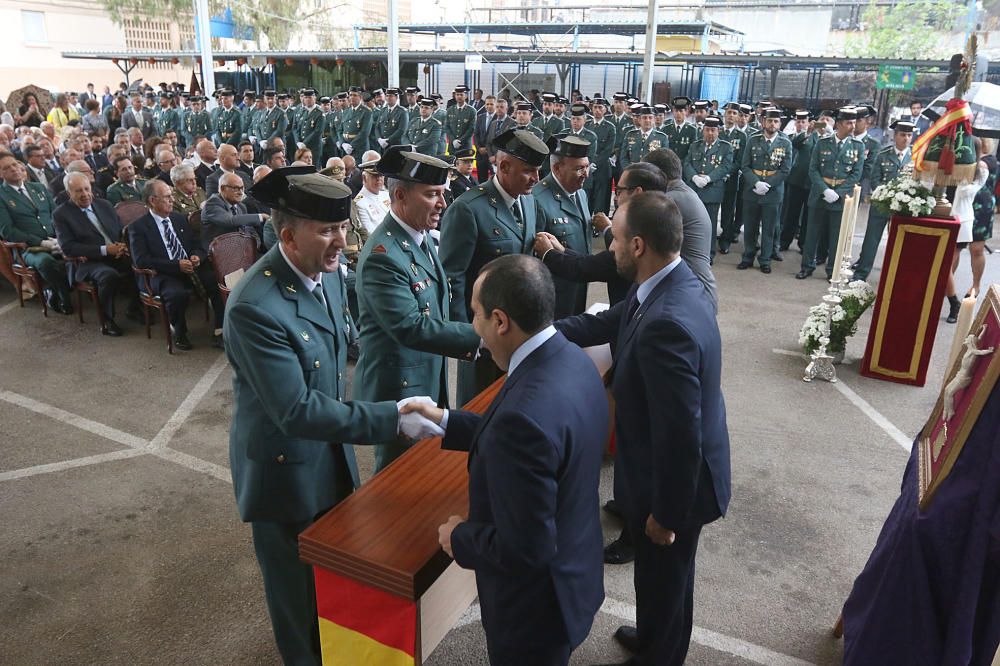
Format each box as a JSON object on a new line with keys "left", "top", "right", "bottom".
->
{"left": 269, "top": 249, "right": 337, "bottom": 335}
{"left": 485, "top": 180, "right": 524, "bottom": 241}
{"left": 386, "top": 215, "right": 436, "bottom": 277}
{"left": 4, "top": 183, "right": 38, "bottom": 211}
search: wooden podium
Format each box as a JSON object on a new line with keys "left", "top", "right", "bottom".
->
{"left": 860, "top": 215, "right": 960, "bottom": 386}
{"left": 299, "top": 379, "right": 503, "bottom": 666}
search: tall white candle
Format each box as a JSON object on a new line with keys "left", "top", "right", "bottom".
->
{"left": 831, "top": 195, "right": 853, "bottom": 284}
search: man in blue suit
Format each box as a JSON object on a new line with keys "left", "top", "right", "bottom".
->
{"left": 401, "top": 254, "right": 608, "bottom": 665}
{"left": 556, "top": 191, "right": 731, "bottom": 666}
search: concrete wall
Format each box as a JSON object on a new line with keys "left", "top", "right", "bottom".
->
{"left": 705, "top": 6, "right": 833, "bottom": 56}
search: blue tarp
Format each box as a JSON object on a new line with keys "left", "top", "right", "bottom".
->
{"left": 194, "top": 7, "right": 255, "bottom": 42}
{"left": 699, "top": 67, "right": 740, "bottom": 104}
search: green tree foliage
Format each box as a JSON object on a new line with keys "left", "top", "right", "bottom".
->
{"left": 846, "top": 0, "right": 964, "bottom": 60}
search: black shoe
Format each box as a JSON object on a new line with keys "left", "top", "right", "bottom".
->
{"left": 760, "top": 265, "right": 772, "bottom": 274}
{"left": 173, "top": 332, "right": 193, "bottom": 351}
{"left": 52, "top": 296, "right": 74, "bottom": 315}
{"left": 947, "top": 296, "right": 961, "bottom": 324}
{"left": 604, "top": 534, "right": 635, "bottom": 564}
{"left": 211, "top": 332, "right": 224, "bottom": 349}
{"left": 603, "top": 499, "right": 622, "bottom": 519}
{"left": 736, "top": 261, "right": 752, "bottom": 270}
{"left": 795, "top": 270, "right": 813, "bottom": 280}
{"left": 613, "top": 625, "right": 640, "bottom": 654}
{"left": 717, "top": 245, "right": 730, "bottom": 255}
{"left": 101, "top": 319, "right": 123, "bottom": 337}
{"left": 772, "top": 252, "right": 783, "bottom": 262}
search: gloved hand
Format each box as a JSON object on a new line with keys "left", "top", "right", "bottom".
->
{"left": 692, "top": 175, "right": 709, "bottom": 188}
{"left": 342, "top": 143, "right": 353, "bottom": 155}
{"left": 609, "top": 156, "right": 617, "bottom": 168}
{"left": 452, "top": 139, "right": 461, "bottom": 149}
{"left": 759, "top": 181, "right": 771, "bottom": 193}
{"left": 753, "top": 181, "right": 768, "bottom": 196}
{"left": 397, "top": 396, "right": 446, "bottom": 439}
{"left": 248, "top": 135, "right": 257, "bottom": 143}
{"left": 823, "top": 188, "right": 839, "bottom": 204}
{"left": 296, "top": 142, "right": 305, "bottom": 150}
{"left": 378, "top": 138, "right": 388, "bottom": 148}
{"left": 40, "top": 238, "right": 58, "bottom": 251}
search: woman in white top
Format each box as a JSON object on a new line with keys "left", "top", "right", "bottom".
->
{"left": 944, "top": 135, "right": 989, "bottom": 323}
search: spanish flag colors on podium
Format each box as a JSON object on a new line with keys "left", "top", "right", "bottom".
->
{"left": 315, "top": 567, "right": 417, "bottom": 665}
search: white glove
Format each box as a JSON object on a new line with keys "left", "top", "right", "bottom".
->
{"left": 397, "top": 396, "right": 445, "bottom": 439}
{"left": 452, "top": 139, "right": 461, "bottom": 149}
{"left": 40, "top": 238, "right": 58, "bottom": 251}
{"left": 378, "top": 138, "right": 388, "bottom": 148}
{"left": 341, "top": 142, "right": 353, "bottom": 154}
{"left": 759, "top": 181, "right": 771, "bottom": 193}
{"left": 609, "top": 156, "right": 617, "bottom": 168}
{"left": 297, "top": 142, "right": 305, "bottom": 150}
{"left": 248, "top": 135, "right": 257, "bottom": 143}
{"left": 692, "top": 175, "right": 709, "bottom": 188}
{"left": 823, "top": 188, "right": 839, "bottom": 203}
{"left": 753, "top": 181, "right": 768, "bottom": 196}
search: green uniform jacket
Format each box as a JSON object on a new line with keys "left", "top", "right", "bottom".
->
{"left": 355, "top": 214, "right": 479, "bottom": 413}
{"left": 184, "top": 110, "right": 213, "bottom": 144}
{"left": 0, "top": 182, "right": 56, "bottom": 244}
{"left": 662, "top": 121, "right": 698, "bottom": 160}
{"left": 586, "top": 118, "right": 618, "bottom": 171}
{"left": 369, "top": 105, "right": 383, "bottom": 150}
{"left": 216, "top": 107, "right": 242, "bottom": 146}
{"left": 808, "top": 135, "right": 866, "bottom": 210}
{"left": 787, "top": 131, "right": 819, "bottom": 188}
{"left": 870, "top": 146, "right": 911, "bottom": 189}
{"left": 327, "top": 109, "right": 344, "bottom": 150}
{"left": 376, "top": 105, "right": 409, "bottom": 146}
{"left": 533, "top": 115, "right": 566, "bottom": 143}
{"left": 439, "top": 179, "right": 538, "bottom": 322}
{"left": 154, "top": 107, "right": 180, "bottom": 137}
{"left": 513, "top": 123, "right": 544, "bottom": 141}
{"left": 445, "top": 104, "right": 476, "bottom": 151}
{"left": 407, "top": 104, "right": 421, "bottom": 124}
{"left": 620, "top": 128, "right": 669, "bottom": 169}
{"left": 210, "top": 106, "right": 223, "bottom": 142}
{"left": 342, "top": 104, "right": 372, "bottom": 155}
{"left": 107, "top": 179, "right": 147, "bottom": 205}
{"left": 240, "top": 106, "right": 257, "bottom": 140}
{"left": 259, "top": 106, "right": 287, "bottom": 144}
{"left": 683, "top": 139, "right": 734, "bottom": 204}
{"left": 560, "top": 127, "right": 599, "bottom": 163}
{"left": 533, "top": 174, "right": 592, "bottom": 316}
{"left": 610, "top": 113, "right": 635, "bottom": 158}
{"left": 856, "top": 133, "right": 881, "bottom": 181}
{"left": 740, "top": 133, "right": 794, "bottom": 203}
{"left": 433, "top": 108, "right": 448, "bottom": 154}
{"left": 406, "top": 116, "right": 442, "bottom": 155}
{"left": 720, "top": 126, "right": 747, "bottom": 180}
{"left": 294, "top": 105, "right": 325, "bottom": 160}
{"left": 224, "top": 245, "right": 398, "bottom": 523}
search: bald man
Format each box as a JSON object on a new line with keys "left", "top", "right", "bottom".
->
{"left": 201, "top": 170, "right": 268, "bottom": 246}
{"left": 205, "top": 143, "right": 252, "bottom": 196}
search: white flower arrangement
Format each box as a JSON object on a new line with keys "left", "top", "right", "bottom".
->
{"left": 871, "top": 175, "right": 937, "bottom": 217}
{"left": 800, "top": 281, "right": 876, "bottom": 354}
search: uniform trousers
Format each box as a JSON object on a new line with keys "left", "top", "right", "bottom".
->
{"left": 854, "top": 211, "right": 889, "bottom": 280}
{"left": 719, "top": 175, "right": 743, "bottom": 246}
{"left": 800, "top": 205, "right": 844, "bottom": 277}
{"left": 780, "top": 183, "right": 810, "bottom": 249}
{"left": 740, "top": 198, "right": 781, "bottom": 267}
{"left": 588, "top": 164, "right": 613, "bottom": 215}
{"left": 632, "top": 520, "right": 703, "bottom": 666}
{"left": 701, "top": 201, "right": 720, "bottom": 259}
{"left": 23, "top": 251, "right": 70, "bottom": 301}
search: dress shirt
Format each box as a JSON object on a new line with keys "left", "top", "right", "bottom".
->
{"left": 278, "top": 241, "right": 322, "bottom": 294}
{"left": 389, "top": 209, "right": 426, "bottom": 248}
{"left": 81, "top": 205, "right": 111, "bottom": 255}
{"left": 151, "top": 211, "right": 186, "bottom": 260}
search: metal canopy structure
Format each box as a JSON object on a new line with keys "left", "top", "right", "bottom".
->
{"left": 352, "top": 20, "right": 743, "bottom": 38}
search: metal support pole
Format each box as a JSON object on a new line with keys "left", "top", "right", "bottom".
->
{"left": 639, "top": 0, "right": 659, "bottom": 103}
{"left": 387, "top": 0, "right": 399, "bottom": 87}
{"left": 193, "top": 0, "right": 216, "bottom": 101}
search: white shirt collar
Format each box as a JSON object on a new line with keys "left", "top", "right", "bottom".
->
{"left": 492, "top": 178, "right": 516, "bottom": 210}
{"left": 278, "top": 242, "right": 322, "bottom": 293}
{"left": 389, "top": 209, "right": 425, "bottom": 246}
{"left": 508, "top": 325, "right": 557, "bottom": 376}
{"left": 636, "top": 256, "right": 682, "bottom": 305}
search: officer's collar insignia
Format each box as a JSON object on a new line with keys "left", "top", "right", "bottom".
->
{"left": 301, "top": 331, "right": 310, "bottom": 341}
{"left": 285, "top": 284, "right": 297, "bottom": 293}
{"left": 401, "top": 240, "right": 410, "bottom": 248}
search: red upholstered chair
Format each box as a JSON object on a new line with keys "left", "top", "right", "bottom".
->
{"left": 208, "top": 231, "right": 259, "bottom": 305}
{"left": 1, "top": 240, "right": 47, "bottom": 316}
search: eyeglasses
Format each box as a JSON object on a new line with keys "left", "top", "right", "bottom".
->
{"left": 221, "top": 185, "right": 245, "bottom": 191}
{"left": 570, "top": 166, "right": 590, "bottom": 176}
{"left": 617, "top": 184, "right": 641, "bottom": 193}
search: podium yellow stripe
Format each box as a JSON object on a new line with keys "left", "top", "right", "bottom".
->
{"left": 318, "top": 616, "right": 416, "bottom": 666}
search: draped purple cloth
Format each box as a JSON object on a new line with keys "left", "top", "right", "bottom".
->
{"left": 843, "top": 383, "right": 1000, "bottom": 665}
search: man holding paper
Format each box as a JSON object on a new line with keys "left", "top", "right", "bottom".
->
{"left": 797, "top": 106, "right": 867, "bottom": 280}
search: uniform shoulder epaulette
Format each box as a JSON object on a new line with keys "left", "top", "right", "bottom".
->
{"left": 878, "top": 144, "right": 895, "bottom": 155}
{"left": 354, "top": 192, "right": 364, "bottom": 201}
{"left": 429, "top": 117, "right": 441, "bottom": 126}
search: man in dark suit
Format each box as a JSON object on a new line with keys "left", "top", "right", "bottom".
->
{"left": 22, "top": 145, "right": 59, "bottom": 191}
{"left": 52, "top": 172, "right": 132, "bottom": 335}
{"left": 556, "top": 191, "right": 731, "bottom": 666}
{"left": 401, "top": 254, "right": 607, "bottom": 665}
{"left": 473, "top": 96, "right": 496, "bottom": 181}
{"left": 205, "top": 144, "right": 253, "bottom": 196}
{"left": 192, "top": 139, "right": 218, "bottom": 191}
{"left": 200, "top": 172, "right": 267, "bottom": 246}
{"left": 128, "top": 179, "right": 224, "bottom": 350}
{"left": 121, "top": 92, "right": 156, "bottom": 139}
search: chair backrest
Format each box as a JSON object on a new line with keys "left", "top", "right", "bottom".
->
{"left": 115, "top": 200, "right": 148, "bottom": 227}
{"left": 187, "top": 209, "right": 202, "bottom": 233}
{"left": 209, "top": 231, "right": 259, "bottom": 289}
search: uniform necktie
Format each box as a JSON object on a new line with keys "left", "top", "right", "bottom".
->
{"left": 312, "top": 283, "right": 325, "bottom": 306}
{"left": 17, "top": 185, "right": 28, "bottom": 198}
{"left": 571, "top": 191, "right": 586, "bottom": 221}
{"left": 161, "top": 218, "right": 187, "bottom": 260}
{"left": 511, "top": 199, "right": 523, "bottom": 229}
{"left": 84, "top": 208, "right": 113, "bottom": 244}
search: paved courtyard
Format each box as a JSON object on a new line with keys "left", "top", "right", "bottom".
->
{"left": 1, "top": 209, "right": 991, "bottom": 665}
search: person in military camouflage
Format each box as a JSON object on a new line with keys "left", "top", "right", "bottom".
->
{"left": 736, "top": 108, "right": 793, "bottom": 274}
{"left": 682, "top": 116, "right": 733, "bottom": 259}
{"left": 354, "top": 148, "right": 480, "bottom": 471}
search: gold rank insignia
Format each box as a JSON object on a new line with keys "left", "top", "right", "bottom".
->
{"left": 264, "top": 270, "right": 272, "bottom": 276}
{"left": 649, "top": 140, "right": 662, "bottom": 151}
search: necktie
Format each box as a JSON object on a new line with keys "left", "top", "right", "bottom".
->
{"left": 17, "top": 186, "right": 28, "bottom": 199}
{"left": 627, "top": 295, "right": 640, "bottom": 321}
{"left": 571, "top": 191, "right": 586, "bottom": 221}
{"left": 85, "top": 208, "right": 113, "bottom": 244}
{"left": 511, "top": 199, "right": 523, "bottom": 230}
{"left": 312, "top": 284, "right": 325, "bottom": 306}
{"left": 161, "top": 219, "right": 187, "bottom": 260}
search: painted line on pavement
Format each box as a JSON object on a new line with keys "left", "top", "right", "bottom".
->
{"left": 454, "top": 597, "right": 816, "bottom": 666}
{"left": 0, "top": 449, "right": 147, "bottom": 482}
{"left": 149, "top": 354, "right": 229, "bottom": 449}
{"left": 154, "top": 448, "right": 231, "bottom": 484}
{"left": 772, "top": 349, "right": 911, "bottom": 451}
{"left": 0, "top": 300, "right": 21, "bottom": 316}
{"left": 0, "top": 389, "right": 148, "bottom": 449}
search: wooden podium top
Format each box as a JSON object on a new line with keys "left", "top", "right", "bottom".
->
{"left": 299, "top": 378, "right": 502, "bottom": 601}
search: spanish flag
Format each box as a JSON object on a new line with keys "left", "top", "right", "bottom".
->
{"left": 315, "top": 568, "right": 417, "bottom": 665}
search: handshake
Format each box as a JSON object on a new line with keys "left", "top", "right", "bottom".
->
{"left": 396, "top": 396, "right": 447, "bottom": 440}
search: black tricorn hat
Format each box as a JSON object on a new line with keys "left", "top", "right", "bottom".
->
{"left": 702, "top": 116, "right": 722, "bottom": 128}
{"left": 376, "top": 147, "right": 450, "bottom": 185}
{"left": 492, "top": 129, "right": 550, "bottom": 167}
{"left": 547, "top": 134, "right": 591, "bottom": 158}
{"left": 249, "top": 166, "right": 352, "bottom": 222}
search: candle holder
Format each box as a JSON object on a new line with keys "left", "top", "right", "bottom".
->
{"left": 804, "top": 285, "right": 841, "bottom": 383}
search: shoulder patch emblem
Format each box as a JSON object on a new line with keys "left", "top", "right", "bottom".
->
{"left": 373, "top": 244, "right": 387, "bottom": 254}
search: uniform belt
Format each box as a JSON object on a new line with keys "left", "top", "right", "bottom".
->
{"left": 823, "top": 176, "right": 845, "bottom": 186}
{"left": 344, "top": 133, "right": 356, "bottom": 139}
{"left": 753, "top": 169, "right": 776, "bottom": 177}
